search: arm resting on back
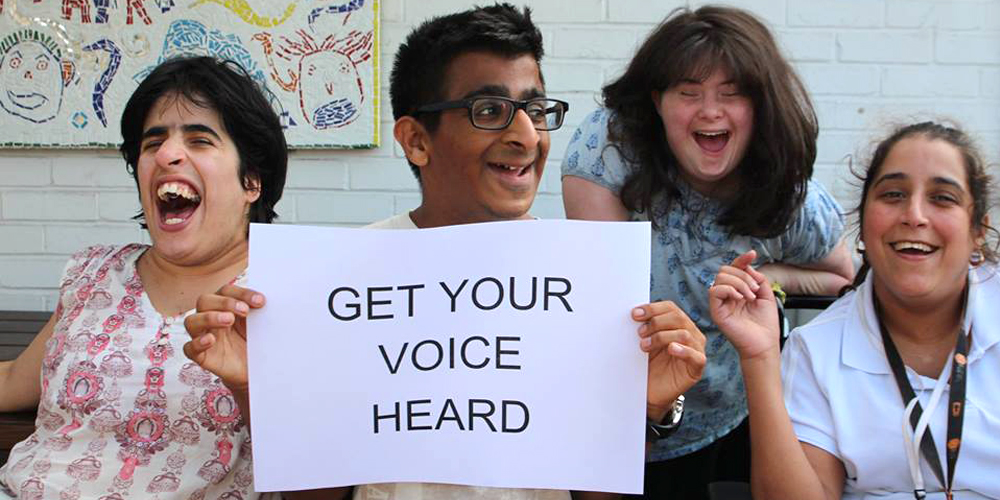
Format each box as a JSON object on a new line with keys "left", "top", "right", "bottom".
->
{"left": 562, "top": 176, "right": 629, "bottom": 222}
{"left": 758, "top": 240, "right": 854, "bottom": 296}
{"left": 0, "top": 313, "right": 56, "bottom": 412}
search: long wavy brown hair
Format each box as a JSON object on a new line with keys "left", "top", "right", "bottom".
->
{"left": 603, "top": 5, "right": 817, "bottom": 237}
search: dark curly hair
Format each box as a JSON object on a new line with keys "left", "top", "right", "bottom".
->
{"left": 844, "top": 121, "right": 998, "bottom": 292}
{"left": 603, "top": 5, "right": 817, "bottom": 237}
{"left": 390, "top": 3, "right": 544, "bottom": 179}
{"left": 120, "top": 55, "right": 288, "bottom": 226}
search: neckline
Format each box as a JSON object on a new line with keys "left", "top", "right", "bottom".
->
{"left": 130, "top": 245, "right": 245, "bottom": 324}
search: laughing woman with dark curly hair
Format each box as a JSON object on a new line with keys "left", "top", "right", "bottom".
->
{"left": 560, "top": 6, "right": 854, "bottom": 498}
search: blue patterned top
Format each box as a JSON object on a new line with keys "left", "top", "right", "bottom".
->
{"left": 561, "top": 108, "right": 845, "bottom": 460}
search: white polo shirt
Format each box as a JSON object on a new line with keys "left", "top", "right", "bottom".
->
{"left": 781, "top": 264, "right": 1000, "bottom": 499}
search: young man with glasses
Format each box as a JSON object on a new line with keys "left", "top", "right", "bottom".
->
{"left": 183, "top": 4, "right": 705, "bottom": 500}
{"left": 370, "top": 5, "right": 567, "bottom": 230}
{"left": 363, "top": 4, "right": 704, "bottom": 499}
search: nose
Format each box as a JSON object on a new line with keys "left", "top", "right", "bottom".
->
{"left": 502, "top": 108, "right": 541, "bottom": 151}
{"left": 901, "top": 198, "right": 929, "bottom": 227}
{"left": 154, "top": 136, "right": 185, "bottom": 168}
{"left": 698, "top": 94, "right": 722, "bottom": 120}
{"left": 23, "top": 70, "right": 33, "bottom": 80}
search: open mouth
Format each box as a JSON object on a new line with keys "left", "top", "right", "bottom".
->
{"left": 693, "top": 130, "right": 730, "bottom": 153}
{"left": 890, "top": 241, "right": 938, "bottom": 256}
{"left": 487, "top": 161, "right": 532, "bottom": 177}
{"left": 155, "top": 181, "right": 202, "bottom": 227}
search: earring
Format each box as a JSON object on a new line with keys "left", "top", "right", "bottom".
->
{"left": 970, "top": 250, "right": 984, "bottom": 266}
{"left": 856, "top": 240, "right": 866, "bottom": 253}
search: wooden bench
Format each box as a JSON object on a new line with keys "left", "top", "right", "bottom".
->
{"left": 0, "top": 310, "right": 49, "bottom": 466}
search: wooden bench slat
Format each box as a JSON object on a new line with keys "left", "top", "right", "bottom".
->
{"left": 0, "top": 320, "right": 49, "bottom": 333}
{"left": 0, "top": 311, "right": 51, "bottom": 321}
{"left": 0, "top": 333, "right": 38, "bottom": 346}
{"left": 0, "top": 347, "right": 27, "bottom": 361}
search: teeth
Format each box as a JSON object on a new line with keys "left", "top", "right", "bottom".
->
{"left": 164, "top": 217, "right": 184, "bottom": 225}
{"left": 492, "top": 163, "right": 527, "bottom": 172}
{"left": 696, "top": 131, "right": 728, "bottom": 137}
{"left": 892, "top": 241, "right": 934, "bottom": 252}
{"left": 156, "top": 182, "right": 201, "bottom": 202}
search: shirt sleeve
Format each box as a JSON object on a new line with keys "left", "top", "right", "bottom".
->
{"left": 559, "top": 108, "right": 634, "bottom": 193}
{"left": 780, "top": 329, "right": 840, "bottom": 458}
{"left": 759, "top": 180, "right": 846, "bottom": 265}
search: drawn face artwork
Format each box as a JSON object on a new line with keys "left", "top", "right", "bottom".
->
{"left": 299, "top": 49, "right": 364, "bottom": 130}
{"left": 0, "top": 39, "right": 67, "bottom": 123}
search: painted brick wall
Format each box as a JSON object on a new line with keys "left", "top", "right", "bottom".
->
{"left": 1, "top": 0, "right": 998, "bottom": 311}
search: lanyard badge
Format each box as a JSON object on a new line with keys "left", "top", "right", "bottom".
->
{"left": 874, "top": 296, "right": 969, "bottom": 500}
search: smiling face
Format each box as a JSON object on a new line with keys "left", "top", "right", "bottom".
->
{"left": 862, "top": 136, "right": 984, "bottom": 308}
{"left": 137, "top": 94, "right": 259, "bottom": 265}
{"left": 300, "top": 50, "right": 364, "bottom": 129}
{"left": 654, "top": 67, "right": 754, "bottom": 197}
{"left": 417, "top": 51, "right": 549, "bottom": 223}
{"left": 0, "top": 39, "right": 64, "bottom": 123}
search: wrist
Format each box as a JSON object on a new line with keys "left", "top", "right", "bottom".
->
{"left": 646, "top": 395, "right": 684, "bottom": 442}
{"left": 646, "top": 393, "right": 680, "bottom": 423}
{"left": 739, "top": 350, "right": 781, "bottom": 375}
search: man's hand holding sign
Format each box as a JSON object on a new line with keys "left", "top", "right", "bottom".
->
{"left": 183, "top": 220, "right": 705, "bottom": 495}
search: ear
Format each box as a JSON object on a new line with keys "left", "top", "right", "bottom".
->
{"left": 244, "top": 175, "right": 262, "bottom": 204}
{"left": 974, "top": 214, "right": 990, "bottom": 245}
{"left": 394, "top": 116, "right": 431, "bottom": 169}
{"left": 651, "top": 90, "right": 662, "bottom": 115}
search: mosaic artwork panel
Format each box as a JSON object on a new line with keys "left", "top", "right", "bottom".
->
{"left": 0, "top": 0, "right": 379, "bottom": 148}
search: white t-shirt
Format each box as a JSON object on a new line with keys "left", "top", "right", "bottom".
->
{"left": 352, "top": 213, "right": 570, "bottom": 500}
{"left": 781, "top": 264, "right": 1000, "bottom": 499}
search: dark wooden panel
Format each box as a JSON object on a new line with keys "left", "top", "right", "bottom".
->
{"left": 0, "top": 347, "right": 26, "bottom": 361}
{"left": 0, "top": 310, "right": 50, "bottom": 361}
{"left": 0, "top": 319, "right": 49, "bottom": 333}
{"left": 0, "top": 411, "right": 37, "bottom": 467}
{"left": 0, "top": 310, "right": 51, "bottom": 322}
{"left": 0, "top": 333, "right": 38, "bottom": 346}
{"left": 0, "top": 312, "right": 48, "bottom": 464}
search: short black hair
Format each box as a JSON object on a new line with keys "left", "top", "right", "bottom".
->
{"left": 120, "top": 55, "right": 288, "bottom": 225}
{"left": 390, "top": 3, "right": 544, "bottom": 179}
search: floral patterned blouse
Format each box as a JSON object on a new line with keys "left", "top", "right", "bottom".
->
{"left": 0, "top": 244, "right": 275, "bottom": 500}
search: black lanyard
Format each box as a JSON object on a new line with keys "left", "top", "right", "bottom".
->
{"left": 874, "top": 298, "right": 969, "bottom": 500}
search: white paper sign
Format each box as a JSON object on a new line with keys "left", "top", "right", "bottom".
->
{"left": 247, "top": 220, "right": 651, "bottom": 493}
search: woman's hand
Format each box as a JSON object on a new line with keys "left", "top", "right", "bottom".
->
{"left": 634, "top": 301, "right": 706, "bottom": 421}
{"left": 709, "top": 250, "right": 780, "bottom": 362}
{"left": 182, "top": 285, "right": 266, "bottom": 393}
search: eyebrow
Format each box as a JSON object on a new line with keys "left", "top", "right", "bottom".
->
{"left": 873, "top": 171, "right": 965, "bottom": 191}
{"left": 140, "top": 124, "right": 223, "bottom": 142}
{"left": 34, "top": 53, "right": 51, "bottom": 62}
{"left": 461, "top": 85, "right": 545, "bottom": 100}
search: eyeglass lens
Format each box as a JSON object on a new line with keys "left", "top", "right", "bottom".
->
{"left": 470, "top": 98, "right": 565, "bottom": 130}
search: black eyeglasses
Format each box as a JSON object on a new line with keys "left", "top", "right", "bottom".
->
{"left": 413, "top": 96, "right": 570, "bottom": 131}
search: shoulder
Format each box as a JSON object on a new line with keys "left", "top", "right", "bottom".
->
{"left": 802, "top": 180, "right": 844, "bottom": 214}
{"left": 564, "top": 108, "right": 613, "bottom": 152}
{"left": 785, "top": 291, "right": 855, "bottom": 354}
{"left": 62, "top": 244, "right": 145, "bottom": 285}
{"left": 562, "top": 108, "right": 634, "bottom": 189}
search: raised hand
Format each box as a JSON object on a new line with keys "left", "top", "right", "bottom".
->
{"left": 182, "top": 285, "right": 266, "bottom": 393}
{"left": 634, "top": 301, "right": 706, "bottom": 420}
{"left": 708, "top": 250, "right": 780, "bottom": 362}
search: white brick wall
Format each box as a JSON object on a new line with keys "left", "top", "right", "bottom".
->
{"left": 1, "top": 0, "right": 998, "bottom": 311}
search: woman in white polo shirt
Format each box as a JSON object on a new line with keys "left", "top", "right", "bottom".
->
{"left": 707, "top": 121, "right": 999, "bottom": 499}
